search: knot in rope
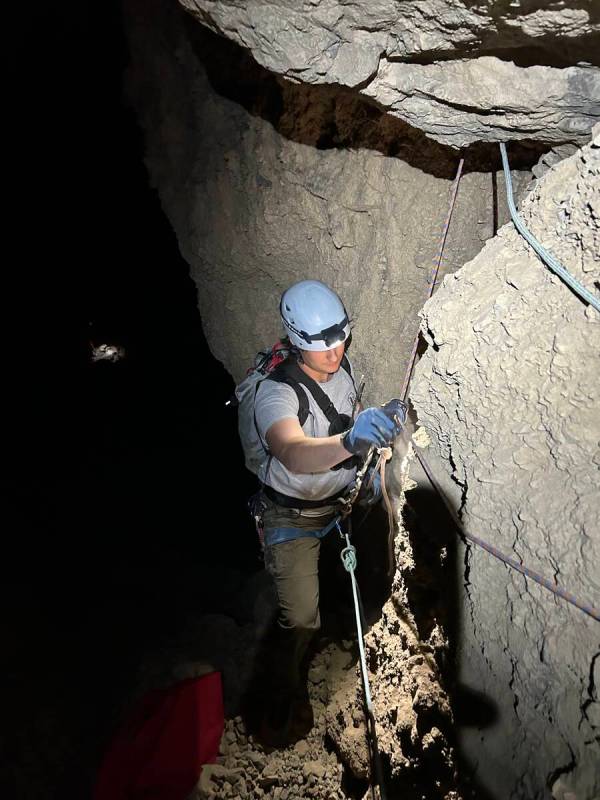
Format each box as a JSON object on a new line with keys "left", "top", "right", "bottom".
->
{"left": 341, "top": 544, "right": 357, "bottom": 573}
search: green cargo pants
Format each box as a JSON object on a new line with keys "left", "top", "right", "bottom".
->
{"left": 261, "top": 495, "right": 353, "bottom": 694}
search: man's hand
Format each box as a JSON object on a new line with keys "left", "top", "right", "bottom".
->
{"left": 342, "top": 407, "right": 400, "bottom": 457}
{"left": 381, "top": 398, "right": 408, "bottom": 429}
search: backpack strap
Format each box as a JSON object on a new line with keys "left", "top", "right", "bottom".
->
{"left": 268, "top": 359, "right": 344, "bottom": 428}
{"left": 340, "top": 354, "right": 356, "bottom": 395}
{"left": 261, "top": 355, "right": 359, "bottom": 478}
{"left": 266, "top": 365, "right": 311, "bottom": 427}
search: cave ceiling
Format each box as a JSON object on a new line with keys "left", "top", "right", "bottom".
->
{"left": 180, "top": 0, "right": 600, "bottom": 147}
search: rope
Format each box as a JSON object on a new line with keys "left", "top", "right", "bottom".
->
{"left": 367, "top": 448, "right": 396, "bottom": 581}
{"left": 414, "top": 448, "right": 600, "bottom": 623}
{"left": 339, "top": 448, "right": 376, "bottom": 515}
{"left": 337, "top": 519, "right": 387, "bottom": 800}
{"left": 499, "top": 142, "right": 600, "bottom": 313}
{"left": 401, "top": 157, "right": 465, "bottom": 401}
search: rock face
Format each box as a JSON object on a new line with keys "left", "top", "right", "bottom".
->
{"left": 124, "top": 0, "right": 600, "bottom": 796}
{"left": 326, "top": 490, "right": 456, "bottom": 792}
{"left": 361, "top": 57, "right": 600, "bottom": 148}
{"left": 124, "top": 0, "right": 521, "bottom": 406}
{"left": 411, "top": 128, "right": 600, "bottom": 798}
{"left": 181, "top": 0, "right": 600, "bottom": 147}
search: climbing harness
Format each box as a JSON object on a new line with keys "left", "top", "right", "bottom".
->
{"left": 499, "top": 142, "right": 600, "bottom": 313}
{"left": 414, "top": 448, "right": 600, "bottom": 623}
{"left": 400, "top": 157, "right": 465, "bottom": 402}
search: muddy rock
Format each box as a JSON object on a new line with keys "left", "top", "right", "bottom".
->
{"left": 361, "top": 57, "right": 600, "bottom": 148}
{"left": 326, "top": 505, "right": 455, "bottom": 791}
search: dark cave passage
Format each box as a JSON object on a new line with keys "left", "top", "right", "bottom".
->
{"left": 3, "top": 4, "right": 260, "bottom": 798}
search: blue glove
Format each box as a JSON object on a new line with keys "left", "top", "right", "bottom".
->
{"left": 342, "top": 407, "right": 398, "bottom": 457}
{"left": 381, "top": 398, "right": 408, "bottom": 429}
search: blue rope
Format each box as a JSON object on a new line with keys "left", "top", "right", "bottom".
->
{"left": 499, "top": 142, "right": 600, "bottom": 313}
{"left": 337, "top": 521, "right": 373, "bottom": 709}
{"left": 338, "top": 522, "right": 388, "bottom": 798}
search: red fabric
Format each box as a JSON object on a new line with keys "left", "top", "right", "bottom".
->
{"left": 94, "top": 673, "right": 224, "bottom": 800}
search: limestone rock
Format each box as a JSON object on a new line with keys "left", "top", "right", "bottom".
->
{"left": 180, "top": 0, "right": 600, "bottom": 72}
{"left": 361, "top": 57, "right": 600, "bottom": 148}
{"left": 124, "top": 0, "right": 522, "bottom": 405}
{"left": 411, "top": 119, "right": 600, "bottom": 799}
{"left": 180, "top": 0, "right": 600, "bottom": 147}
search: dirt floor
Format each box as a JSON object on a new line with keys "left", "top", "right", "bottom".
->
{"left": 173, "top": 433, "right": 464, "bottom": 800}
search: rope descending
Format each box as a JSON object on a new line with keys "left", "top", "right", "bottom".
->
{"left": 336, "top": 519, "right": 387, "bottom": 800}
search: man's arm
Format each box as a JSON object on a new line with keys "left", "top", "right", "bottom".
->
{"left": 265, "top": 417, "right": 351, "bottom": 474}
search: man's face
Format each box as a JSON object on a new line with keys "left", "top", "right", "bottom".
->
{"left": 300, "top": 342, "right": 345, "bottom": 379}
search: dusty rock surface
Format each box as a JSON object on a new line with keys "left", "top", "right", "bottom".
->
{"left": 360, "top": 57, "right": 600, "bottom": 148}
{"left": 181, "top": 0, "right": 600, "bottom": 75}
{"left": 411, "top": 127, "right": 600, "bottom": 797}
{"left": 175, "top": 505, "right": 458, "bottom": 800}
{"left": 125, "top": 0, "right": 529, "bottom": 408}
{"left": 181, "top": 0, "right": 600, "bottom": 147}
{"left": 327, "top": 536, "right": 455, "bottom": 791}
{"left": 123, "top": 2, "right": 599, "bottom": 796}
{"left": 191, "top": 643, "right": 349, "bottom": 800}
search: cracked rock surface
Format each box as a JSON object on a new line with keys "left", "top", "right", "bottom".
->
{"left": 411, "top": 127, "right": 600, "bottom": 798}
{"left": 360, "top": 57, "right": 600, "bottom": 148}
{"left": 180, "top": 0, "right": 600, "bottom": 147}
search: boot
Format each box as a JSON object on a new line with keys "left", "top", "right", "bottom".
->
{"left": 289, "top": 690, "right": 314, "bottom": 740}
{"left": 256, "top": 691, "right": 294, "bottom": 749}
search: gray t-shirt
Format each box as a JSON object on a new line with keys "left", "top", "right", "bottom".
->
{"left": 255, "top": 361, "right": 358, "bottom": 501}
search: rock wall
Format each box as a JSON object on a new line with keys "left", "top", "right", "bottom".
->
{"left": 181, "top": 0, "right": 600, "bottom": 147}
{"left": 411, "top": 129, "right": 600, "bottom": 798}
{"left": 124, "top": 0, "right": 524, "bottom": 407}
{"left": 123, "top": 1, "right": 600, "bottom": 796}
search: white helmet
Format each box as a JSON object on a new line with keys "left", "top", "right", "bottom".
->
{"left": 280, "top": 280, "right": 351, "bottom": 351}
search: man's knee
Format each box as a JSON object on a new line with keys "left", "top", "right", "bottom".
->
{"left": 282, "top": 604, "right": 321, "bottom": 634}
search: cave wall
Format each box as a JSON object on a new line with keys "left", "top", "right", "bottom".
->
{"left": 411, "top": 130, "right": 600, "bottom": 799}
{"left": 123, "top": 0, "right": 525, "bottom": 407}
{"left": 182, "top": 0, "right": 600, "bottom": 147}
{"left": 123, "top": 1, "right": 600, "bottom": 797}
